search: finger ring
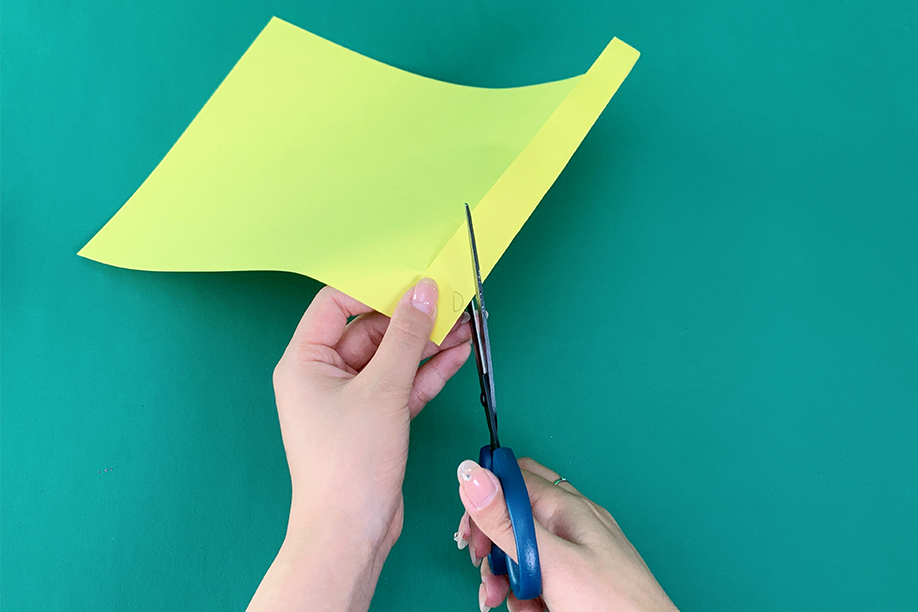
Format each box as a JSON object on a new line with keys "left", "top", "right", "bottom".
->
{"left": 552, "top": 477, "right": 569, "bottom": 486}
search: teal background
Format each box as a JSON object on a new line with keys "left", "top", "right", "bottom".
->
{"left": 2, "top": 1, "right": 916, "bottom": 610}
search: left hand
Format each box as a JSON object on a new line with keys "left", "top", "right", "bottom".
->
{"left": 251, "top": 279, "right": 471, "bottom": 611}
{"left": 274, "top": 278, "right": 470, "bottom": 545}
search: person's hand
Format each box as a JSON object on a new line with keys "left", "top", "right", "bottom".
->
{"left": 248, "top": 279, "right": 471, "bottom": 612}
{"left": 454, "top": 457, "right": 678, "bottom": 612}
{"left": 275, "top": 279, "right": 471, "bottom": 544}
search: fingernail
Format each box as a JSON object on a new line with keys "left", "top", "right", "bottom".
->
{"left": 459, "top": 310, "right": 470, "bottom": 324}
{"left": 411, "top": 278, "right": 437, "bottom": 316}
{"left": 478, "top": 582, "right": 490, "bottom": 612}
{"left": 457, "top": 460, "right": 498, "bottom": 509}
{"left": 454, "top": 514, "right": 469, "bottom": 549}
{"left": 470, "top": 544, "right": 483, "bottom": 567}
{"left": 457, "top": 459, "right": 478, "bottom": 482}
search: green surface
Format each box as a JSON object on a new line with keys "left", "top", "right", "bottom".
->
{"left": 2, "top": 1, "right": 916, "bottom": 610}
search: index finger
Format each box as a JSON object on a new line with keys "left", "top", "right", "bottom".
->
{"left": 518, "top": 457, "right": 582, "bottom": 496}
{"left": 291, "top": 286, "right": 376, "bottom": 350}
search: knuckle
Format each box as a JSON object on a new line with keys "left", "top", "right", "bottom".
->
{"left": 486, "top": 514, "right": 516, "bottom": 547}
{"left": 367, "top": 317, "right": 387, "bottom": 346}
{"left": 518, "top": 457, "right": 538, "bottom": 471}
{"left": 316, "top": 285, "right": 337, "bottom": 300}
{"left": 289, "top": 343, "right": 326, "bottom": 367}
{"left": 424, "top": 359, "right": 451, "bottom": 387}
{"left": 542, "top": 496, "right": 569, "bottom": 524}
{"left": 573, "top": 495, "right": 595, "bottom": 513}
{"left": 389, "top": 520, "right": 403, "bottom": 542}
{"left": 592, "top": 502, "right": 619, "bottom": 528}
{"left": 411, "top": 384, "right": 434, "bottom": 407}
{"left": 553, "top": 493, "right": 590, "bottom": 519}
{"left": 389, "top": 315, "right": 429, "bottom": 344}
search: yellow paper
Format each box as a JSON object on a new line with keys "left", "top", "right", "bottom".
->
{"left": 79, "top": 17, "right": 639, "bottom": 343}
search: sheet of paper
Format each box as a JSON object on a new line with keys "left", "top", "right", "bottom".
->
{"left": 79, "top": 17, "right": 639, "bottom": 343}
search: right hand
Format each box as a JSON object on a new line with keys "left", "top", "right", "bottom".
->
{"left": 454, "top": 457, "right": 678, "bottom": 612}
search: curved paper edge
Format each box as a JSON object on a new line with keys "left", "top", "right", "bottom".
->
{"left": 271, "top": 16, "right": 584, "bottom": 94}
{"left": 424, "top": 38, "right": 640, "bottom": 343}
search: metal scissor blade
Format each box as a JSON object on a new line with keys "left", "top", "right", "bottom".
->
{"left": 465, "top": 203, "right": 500, "bottom": 449}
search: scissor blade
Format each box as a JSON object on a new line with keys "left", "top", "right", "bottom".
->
{"left": 465, "top": 203, "right": 491, "bottom": 366}
{"left": 465, "top": 203, "right": 499, "bottom": 448}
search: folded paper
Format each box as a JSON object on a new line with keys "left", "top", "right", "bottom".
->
{"left": 79, "top": 17, "right": 639, "bottom": 343}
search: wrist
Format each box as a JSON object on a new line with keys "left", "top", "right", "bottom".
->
{"left": 247, "top": 510, "right": 386, "bottom": 612}
{"left": 285, "top": 500, "right": 395, "bottom": 570}
{"left": 286, "top": 512, "right": 378, "bottom": 550}
{"left": 270, "top": 513, "right": 386, "bottom": 612}
{"left": 288, "top": 484, "right": 400, "bottom": 552}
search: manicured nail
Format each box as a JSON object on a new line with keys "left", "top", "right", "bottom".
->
{"left": 454, "top": 514, "right": 469, "bottom": 549}
{"left": 459, "top": 310, "right": 470, "bottom": 324}
{"left": 411, "top": 278, "right": 437, "bottom": 316}
{"left": 457, "top": 460, "right": 498, "bottom": 509}
{"left": 458, "top": 459, "right": 478, "bottom": 482}
{"left": 478, "top": 582, "right": 490, "bottom": 612}
{"left": 470, "top": 544, "right": 483, "bottom": 567}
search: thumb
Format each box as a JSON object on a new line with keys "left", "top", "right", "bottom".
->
{"left": 456, "top": 460, "right": 520, "bottom": 562}
{"left": 360, "top": 278, "right": 438, "bottom": 393}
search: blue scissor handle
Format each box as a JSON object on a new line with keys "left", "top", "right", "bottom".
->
{"left": 478, "top": 445, "right": 542, "bottom": 600}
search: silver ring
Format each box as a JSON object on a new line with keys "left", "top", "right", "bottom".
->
{"left": 552, "top": 477, "right": 569, "bottom": 486}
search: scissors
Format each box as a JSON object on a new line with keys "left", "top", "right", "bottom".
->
{"left": 463, "top": 203, "right": 542, "bottom": 601}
